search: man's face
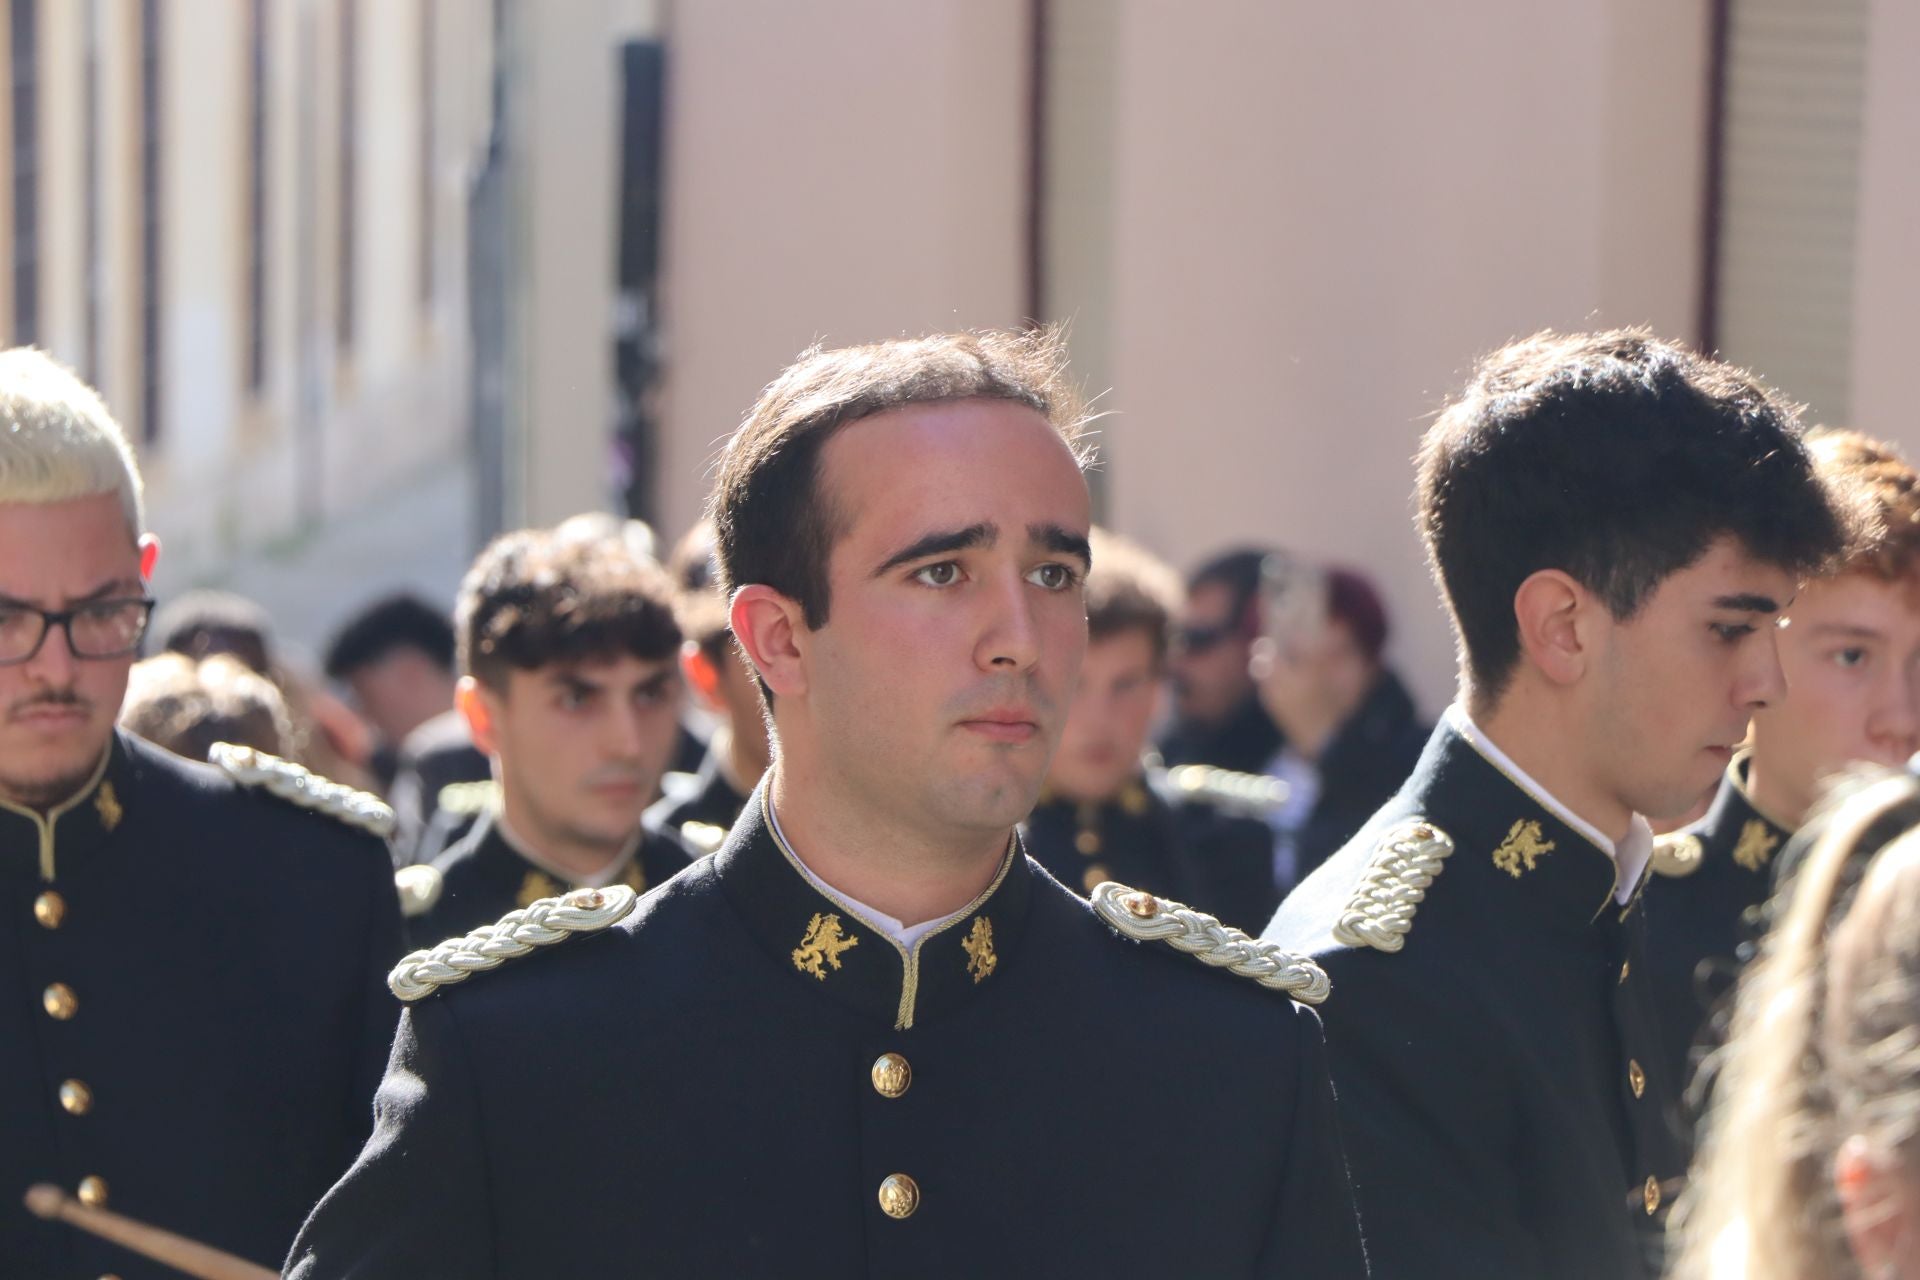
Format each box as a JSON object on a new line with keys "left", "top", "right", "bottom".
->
{"left": 794, "top": 399, "right": 1091, "bottom": 837}
{"left": 1586, "top": 536, "right": 1796, "bottom": 821}
{"left": 0, "top": 494, "right": 148, "bottom": 807}
{"left": 1169, "top": 580, "right": 1254, "bottom": 725}
{"left": 1048, "top": 628, "right": 1162, "bottom": 802}
{"left": 1751, "top": 571, "right": 1920, "bottom": 821}
{"left": 477, "top": 653, "right": 683, "bottom": 852}
{"left": 346, "top": 647, "right": 454, "bottom": 744}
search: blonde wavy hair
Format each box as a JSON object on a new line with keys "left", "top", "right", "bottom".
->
{"left": 1672, "top": 769, "right": 1920, "bottom": 1278}
{"left": 0, "top": 346, "right": 144, "bottom": 537}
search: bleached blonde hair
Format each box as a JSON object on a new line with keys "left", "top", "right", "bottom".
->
{"left": 1671, "top": 769, "right": 1920, "bottom": 1279}
{"left": 0, "top": 347, "right": 144, "bottom": 538}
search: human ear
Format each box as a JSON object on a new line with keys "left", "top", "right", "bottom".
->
{"left": 1512, "top": 570, "right": 1590, "bottom": 687}
{"left": 138, "top": 534, "right": 161, "bottom": 582}
{"left": 730, "top": 586, "right": 809, "bottom": 699}
{"left": 456, "top": 677, "right": 501, "bottom": 757}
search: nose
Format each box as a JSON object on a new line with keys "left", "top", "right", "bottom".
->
{"left": 976, "top": 571, "right": 1042, "bottom": 674}
{"left": 1741, "top": 629, "right": 1789, "bottom": 712}
{"left": 21, "top": 619, "right": 79, "bottom": 688}
{"left": 1868, "top": 666, "right": 1920, "bottom": 759}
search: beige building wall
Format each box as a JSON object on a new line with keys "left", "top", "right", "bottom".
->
{"left": 1848, "top": 0, "right": 1920, "bottom": 452}
{"left": 655, "top": 0, "right": 1030, "bottom": 542}
{"left": 1091, "top": 0, "right": 1712, "bottom": 713}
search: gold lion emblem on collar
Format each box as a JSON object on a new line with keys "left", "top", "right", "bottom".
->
{"left": 1492, "top": 819, "right": 1556, "bottom": 878}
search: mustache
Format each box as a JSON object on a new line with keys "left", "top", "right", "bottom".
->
{"left": 8, "top": 690, "right": 90, "bottom": 722}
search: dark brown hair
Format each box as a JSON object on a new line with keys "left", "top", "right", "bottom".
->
{"left": 1417, "top": 328, "right": 1853, "bottom": 702}
{"left": 708, "top": 326, "right": 1090, "bottom": 630}
{"left": 455, "top": 528, "right": 680, "bottom": 690}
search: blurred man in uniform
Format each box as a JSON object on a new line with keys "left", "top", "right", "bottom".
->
{"left": 1252, "top": 560, "right": 1427, "bottom": 895}
{"left": 1646, "top": 430, "right": 1920, "bottom": 1149}
{"left": 1157, "top": 547, "right": 1284, "bottom": 774}
{"left": 0, "top": 348, "right": 402, "bottom": 1278}
{"left": 1265, "top": 330, "right": 1854, "bottom": 1278}
{"left": 646, "top": 519, "right": 769, "bottom": 854}
{"left": 288, "top": 329, "right": 1364, "bottom": 1278}
{"left": 1023, "top": 527, "right": 1280, "bottom": 929}
{"left": 405, "top": 529, "right": 694, "bottom": 944}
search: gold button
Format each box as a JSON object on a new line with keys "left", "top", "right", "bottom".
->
{"left": 34, "top": 891, "right": 66, "bottom": 929}
{"left": 77, "top": 1176, "right": 108, "bottom": 1208}
{"left": 877, "top": 1172, "right": 919, "bottom": 1219}
{"left": 1628, "top": 1059, "right": 1646, "bottom": 1099}
{"left": 1643, "top": 1175, "right": 1661, "bottom": 1215}
{"left": 43, "top": 983, "right": 77, "bottom": 1020}
{"left": 60, "top": 1079, "right": 93, "bottom": 1115}
{"left": 1081, "top": 864, "right": 1110, "bottom": 893}
{"left": 871, "top": 1053, "right": 912, "bottom": 1099}
{"left": 1074, "top": 829, "right": 1101, "bottom": 855}
{"left": 1409, "top": 823, "right": 1434, "bottom": 841}
{"left": 1123, "top": 891, "right": 1160, "bottom": 920}
{"left": 1619, "top": 960, "right": 1630, "bottom": 984}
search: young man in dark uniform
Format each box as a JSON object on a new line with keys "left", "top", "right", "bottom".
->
{"left": 0, "top": 349, "right": 403, "bottom": 1279}
{"left": 645, "top": 519, "right": 769, "bottom": 854}
{"left": 1646, "top": 429, "right": 1920, "bottom": 1150}
{"left": 1023, "top": 527, "right": 1281, "bottom": 930}
{"left": 1264, "top": 330, "right": 1853, "bottom": 1279}
{"left": 287, "top": 329, "right": 1365, "bottom": 1278}
{"left": 407, "top": 529, "right": 694, "bottom": 944}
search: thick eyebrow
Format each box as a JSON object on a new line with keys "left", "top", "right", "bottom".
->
{"left": 0, "top": 578, "right": 144, "bottom": 609}
{"left": 871, "top": 523, "right": 996, "bottom": 578}
{"left": 1030, "top": 523, "right": 1092, "bottom": 569}
{"left": 1713, "top": 593, "right": 1782, "bottom": 614}
{"left": 1805, "top": 623, "right": 1884, "bottom": 640}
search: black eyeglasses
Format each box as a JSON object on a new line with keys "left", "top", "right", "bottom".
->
{"left": 0, "top": 598, "right": 156, "bottom": 665}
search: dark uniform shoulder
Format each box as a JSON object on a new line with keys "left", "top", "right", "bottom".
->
{"left": 208, "top": 742, "right": 396, "bottom": 840}
{"left": 1085, "top": 880, "right": 1329, "bottom": 1005}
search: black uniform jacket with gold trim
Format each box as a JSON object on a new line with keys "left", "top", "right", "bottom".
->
{"left": 285, "top": 789, "right": 1367, "bottom": 1279}
{"left": 1021, "top": 772, "right": 1278, "bottom": 932}
{"left": 410, "top": 810, "right": 694, "bottom": 947}
{"left": 648, "top": 747, "right": 750, "bottom": 839}
{"left": 1642, "top": 754, "right": 1791, "bottom": 1155}
{"left": 2, "top": 730, "right": 402, "bottom": 1280}
{"left": 1263, "top": 722, "right": 1680, "bottom": 1280}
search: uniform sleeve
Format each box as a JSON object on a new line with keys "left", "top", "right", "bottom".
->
{"left": 1259, "top": 1000, "right": 1369, "bottom": 1278}
{"left": 352, "top": 845, "right": 407, "bottom": 1136}
{"left": 285, "top": 999, "right": 495, "bottom": 1280}
{"left": 1314, "top": 951, "right": 1539, "bottom": 1279}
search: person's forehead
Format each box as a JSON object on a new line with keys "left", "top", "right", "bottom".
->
{"left": 0, "top": 496, "right": 141, "bottom": 597}
{"left": 820, "top": 399, "right": 1087, "bottom": 539}
{"left": 527, "top": 652, "right": 677, "bottom": 683}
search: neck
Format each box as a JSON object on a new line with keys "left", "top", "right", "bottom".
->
{"left": 1471, "top": 689, "right": 1633, "bottom": 844}
{"left": 496, "top": 793, "right": 630, "bottom": 881}
{"left": 768, "top": 757, "right": 1006, "bottom": 927}
{"left": 1741, "top": 756, "right": 1806, "bottom": 831}
{"left": 718, "top": 723, "right": 769, "bottom": 795}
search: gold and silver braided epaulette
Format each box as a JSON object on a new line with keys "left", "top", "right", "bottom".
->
{"left": 209, "top": 742, "right": 396, "bottom": 839}
{"left": 1089, "top": 881, "right": 1330, "bottom": 1005}
{"left": 388, "top": 884, "right": 640, "bottom": 1001}
{"left": 1330, "top": 819, "right": 1455, "bottom": 953}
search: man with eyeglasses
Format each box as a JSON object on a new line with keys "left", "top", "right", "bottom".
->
{"left": 1158, "top": 547, "right": 1287, "bottom": 775}
{"left": 0, "top": 349, "right": 404, "bottom": 1279}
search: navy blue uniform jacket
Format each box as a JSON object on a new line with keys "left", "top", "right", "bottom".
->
{"left": 287, "top": 792, "right": 1367, "bottom": 1278}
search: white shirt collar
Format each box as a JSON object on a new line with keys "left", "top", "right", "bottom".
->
{"left": 766, "top": 797, "right": 970, "bottom": 949}
{"left": 1446, "top": 704, "right": 1653, "bottom": 904}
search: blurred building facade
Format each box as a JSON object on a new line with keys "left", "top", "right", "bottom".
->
{"left": 3, "top": 0, "right": 1914, "bottom": 707}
